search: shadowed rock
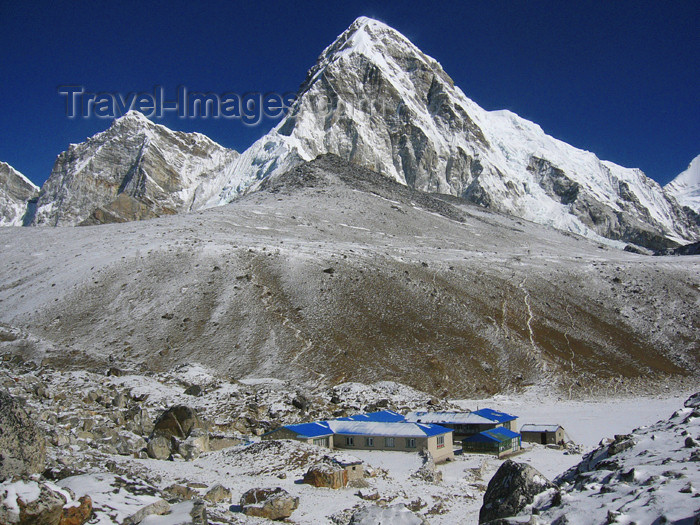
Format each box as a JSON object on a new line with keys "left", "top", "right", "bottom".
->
{"left": 0, "top": 388, "right": 46, "bottom": 481}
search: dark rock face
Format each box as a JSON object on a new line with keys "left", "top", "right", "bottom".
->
{"left": 152, "top": 405, "right": 203, "bottom": 439}
{"left": 0, "top": 388, "right": 47, "bottom": 481}
{"left": 479, "top": 460, "right": 555, "bottom": 524}
{"left": 184, "top": 385, "right": 202, "bottom": 397}
{"left": 528, "top": 157, "right": 580, "bottom": 205}
{"left": 655, "top": 240, "right": 700, "bottom": 256}
{"left": 187, "top": 500, "right": 208, "bottom": 525}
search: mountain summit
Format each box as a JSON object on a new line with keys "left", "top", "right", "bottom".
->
{"left": 6, "top": 17, "right": 698, "bottom": 249}
{"left": 211, "top": 16, "right": 698, "bottom": 250}
{"left": 32, "top": 111, "right": 238, "bottom": 226}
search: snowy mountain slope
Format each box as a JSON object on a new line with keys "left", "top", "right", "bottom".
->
{"left": 211, "top": 17, "right": 698, "bottom": 250}
{"left": 0, "top": 161, "right": 39, "bottom": 226}
{"left": 1, "top": 155, "right": 697, "bottom": 396}
{"left": 32, "top": 111, "right": 239, "bottom": 226}
{"left": 665, "top": 154, "right": 700, "bottom": 214}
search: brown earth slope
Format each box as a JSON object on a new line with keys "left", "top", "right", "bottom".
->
{"left": 0, "top": 155, "right": 697, "bottom": 396}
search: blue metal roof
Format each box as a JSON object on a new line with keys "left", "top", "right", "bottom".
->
{"left": 472, "top": 408, "right": 517, "bottom": 423}
{"left": 464, "top": 427, "right": 521, "bottom": 443}
{"left": 417, "top": 423, "right": 454, "bottom": 437}
{"left": 339, "top": 410, "right": 406, "bottom": 423}
{"left": 282, "top": 421, "right": 333, "bottom": 438}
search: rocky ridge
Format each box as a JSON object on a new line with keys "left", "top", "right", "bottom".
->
{"left": 2, "top": 18, "right": 697, "bottom": 251}
{"left": 31, "top": 111, "right": 238, "bottom": 226}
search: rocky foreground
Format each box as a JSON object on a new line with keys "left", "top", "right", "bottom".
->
{"left": 0, "top": 354, "right": 697, "bottom": 524}
{"left": 0, "top": 356, "right": 458, "bottom": 524}
{"left": 479, "top": 394, "right": 700, "bottom": 524}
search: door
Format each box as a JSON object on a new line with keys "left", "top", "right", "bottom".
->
{"left": 541, "top": 432, "right": 547, "bottom": 444}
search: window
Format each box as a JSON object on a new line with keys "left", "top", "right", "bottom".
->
{"left": 312, "top": 437, "right": 328, "bottom": 447}
{"left": 406, "top": 438, "right": 416, "bottom": 448}
{"left": 345, "top": 436, "right": 354, "bottom": 446}
{"left": 365, "top": 437, "right": 374, "bottom": 447}
{"left": 384, "top": 437, "right": 395, "bottom": 447}
{"left": 437, "top": 436, "right": 445, "bottom": 448}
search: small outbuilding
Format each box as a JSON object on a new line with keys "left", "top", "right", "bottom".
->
{"left": 520, "top": 424, "right": 566, "bottom": 445}
{"left": 462, "top": 427, "right": 521, "bottom": 457}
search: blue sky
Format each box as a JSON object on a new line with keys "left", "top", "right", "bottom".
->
{"left": 1, "top": 1, "right": 697, "bottom": 187}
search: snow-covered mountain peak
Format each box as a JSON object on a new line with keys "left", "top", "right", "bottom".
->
{"left": 211, "top": 18, "right": 698, "bottom": 249}
{"left": 665, "top": 154, "right": 700, "bottom": 214}
{"left": 334, "top": 16, "right": 422, "bottom": 58}
{"left": 32, "top": 112, "right": 239, "bottom": 226}
{"left": 116, "top": 109, "right": 152, "bottom": 124}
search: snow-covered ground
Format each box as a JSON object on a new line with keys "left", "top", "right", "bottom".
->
{"left": 453, "top": 389, "right": 687, "bottom": 448}
{"left": 106, "top": 391, "right": 692, "bottom": 524}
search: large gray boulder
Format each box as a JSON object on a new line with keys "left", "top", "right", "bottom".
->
{"left": 240, "top": 487, "right": 299, "bottom": 520}
{"left": 479, "top": 460, "right": 555, "bottom": 524}
{"left": 0, "top": 388, "right": 46, "bottom": 480}
{"left": 146, "top": 435, "right": 172, "bottom": 460}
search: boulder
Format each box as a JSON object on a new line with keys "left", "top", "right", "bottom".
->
{"left": 203, "top": 484, "right": 231, "bottom": 504}
{"left": 177, "top": 429, "right": 210, "bottom": 461}
{"left": 146, "top": 435, "right": 172, "bottom": 460}
{"left": 608, "top": 434, "right": 635, "bottom": 455}
{"left": 112, "top": 393, "right": 128, "bottom": 409}
{"left": 152, "top": 406, "right": 203, "bottom": 440}
{"left": 208, "top": 435, "right": 242, "bottom": 451}
{"left": 0, "top": 388, "right": 46, "bottom": 481}
{"left": 186, "top": 500, "right": 207, "bottom": 525}
{"left": 349, "top": 504, "right": 428, "bottom": 525}
{"left": 684, "top": 392, "right": 700, "bottom": 409}
{"left": 292, "top": 393, "right": 310, "bottom": 411}
{"left": 479, "top": 460, "right": 555, "bottom": 524}
{"left": 59, "top": 495, "right": 92, "bottom": 525}
{"left": 240, "top": 487, "right": 299, "bottom": 520}
{"left": 184, "top": 385, "right": 202, "bottom": 397}
{"left": 164, "top": 484, "right": 197, "bottom": 501}
{"left": 0, "top": 480, "right": 90, "bottom": 525}
{"left": 14, "top": 483, "right": 65, "bottom": 525}
{"left": 122, "top": 499, "right": 170, "bottom": 525}
{"left": 303, "top": 459, "right": 348, "bottom": 489}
